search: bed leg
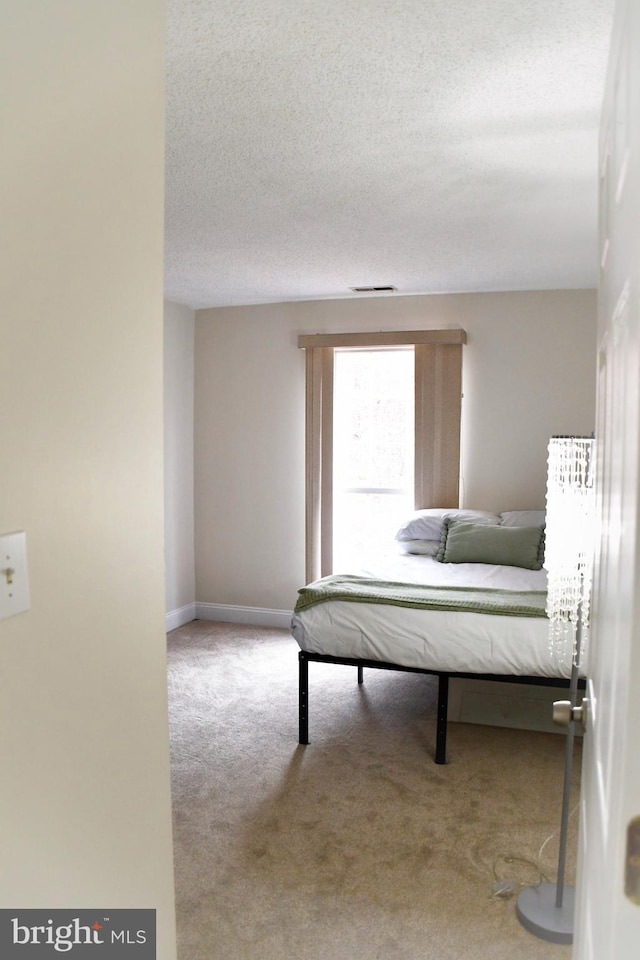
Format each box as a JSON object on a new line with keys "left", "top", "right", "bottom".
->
{"left": 435, "top": 674, "right": 449, "bottom": 764}
{"left": 357, "top": 665, "right": 364, "bottom": 684}
{"left": 299, "top": 652, "right": 309, "bottom": 744}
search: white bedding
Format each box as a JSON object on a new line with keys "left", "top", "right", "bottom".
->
{"left": 291, "top": 552, "right": 572, "bottom": 679}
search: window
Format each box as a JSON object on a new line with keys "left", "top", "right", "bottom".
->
{"left": 333, "top": 348, "right": 414, "bottom": 570}
{"left": 299, "top": 329, "right": 466, "bottom": 582}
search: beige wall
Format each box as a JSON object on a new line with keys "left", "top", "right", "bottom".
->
{"left": 164, "top": 301, "right": 195, "bottom": 622}
{"left": 0, "top": 2, "right": 176, "bottom": 954}
{"left": 195, "top": 289, "right": 596, "bottom": 611}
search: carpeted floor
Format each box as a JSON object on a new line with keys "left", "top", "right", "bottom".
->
{"left": 168, "top": 620, "right": 580, "bottom": 960}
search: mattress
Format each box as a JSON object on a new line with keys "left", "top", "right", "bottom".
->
{"left": 292, "top": 552, "right": 572, "bottom": 679}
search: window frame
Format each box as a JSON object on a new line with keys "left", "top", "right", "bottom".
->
{"left": 298, "top": 329, "right": 467, "bottom": 582}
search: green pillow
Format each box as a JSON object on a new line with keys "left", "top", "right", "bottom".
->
{"left": 437, "top": 519, "right": 545, "bottom": 569}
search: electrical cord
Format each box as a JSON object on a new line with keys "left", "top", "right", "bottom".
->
{"left": 490, "top": 855, "right": 548, "bottom": 900}
{"left": 489, "top": 802, "right": 580, "bottom": 901}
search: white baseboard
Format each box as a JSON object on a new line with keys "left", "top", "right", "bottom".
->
{"left": 165, "top": 603, "right": 197, "bottom": 632}
{"left": 196, "top": 602, "right": 293, "bottom": 630}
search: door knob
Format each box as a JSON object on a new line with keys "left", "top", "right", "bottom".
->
{"left": 553, "top": 698, "right": 589, "bottom": 732}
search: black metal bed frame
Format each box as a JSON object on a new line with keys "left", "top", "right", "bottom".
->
{"left": 298, "top": 650, "right": 586, "bottom": 764}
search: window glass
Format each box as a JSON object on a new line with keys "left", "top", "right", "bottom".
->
{"left": 333, "top": 349, "right": 414, "bottom": 569}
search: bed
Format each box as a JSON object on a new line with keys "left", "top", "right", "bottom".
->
{"left": 291, "top": 508, "right": 583, "bottom": 763}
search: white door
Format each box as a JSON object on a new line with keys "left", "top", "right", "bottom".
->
{"left": 573, "top": 0, "right": 640, "bottom": 956}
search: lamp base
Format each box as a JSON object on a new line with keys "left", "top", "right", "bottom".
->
{"left": 516, "top": 883, "right": 575, "bottom": 944}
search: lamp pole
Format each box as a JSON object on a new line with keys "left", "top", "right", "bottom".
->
{"left": 554, "top": 614, "right": 582, "bottom": 909}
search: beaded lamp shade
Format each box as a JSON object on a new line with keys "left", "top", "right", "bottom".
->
{"left": 545, "top": 436, "right": 596, "bottom": 670}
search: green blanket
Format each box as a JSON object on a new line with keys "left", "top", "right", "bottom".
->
{"left": 295, "top": 575, "right": 548, "bottom": 618}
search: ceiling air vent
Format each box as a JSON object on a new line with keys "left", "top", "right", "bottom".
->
{"left": 350, "top": 285, "right": 397, "bottom": 293}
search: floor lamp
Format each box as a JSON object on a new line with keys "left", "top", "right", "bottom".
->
{"left": 516, "top": 435, "right": 595, "bottom": 944}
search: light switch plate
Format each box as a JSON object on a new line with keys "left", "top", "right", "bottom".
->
{"left": 0, "top": 532, "right": 30, "bottom": 621}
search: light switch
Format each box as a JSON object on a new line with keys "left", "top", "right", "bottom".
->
{"left": 0, "top": 532, "right": 30, "bottom": 621}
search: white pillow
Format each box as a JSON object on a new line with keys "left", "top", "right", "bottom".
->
{"left": 395, "top": 508, "right": 501, "bottom": 542}
{"left": 499, "top": 510, "right": 546, "bottom": 527}
{"left": 397, "top": 539, "right": 441, "bottom": 557}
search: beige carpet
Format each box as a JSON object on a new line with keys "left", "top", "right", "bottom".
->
{"left": 168, "top": 620, "right": 580, "bottom": 960}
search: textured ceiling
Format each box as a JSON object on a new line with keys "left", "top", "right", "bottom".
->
{"left": 165, "top": 0, "right": 614, "bottom": 309}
